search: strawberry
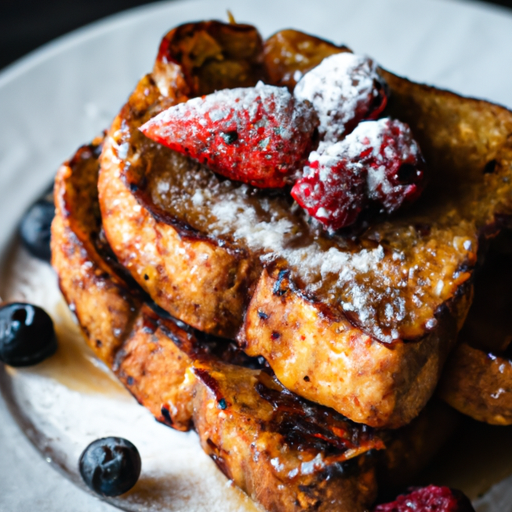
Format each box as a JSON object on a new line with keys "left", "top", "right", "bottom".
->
{"left": 291, "top": 118, "right": 425, "bottom": 231}
{"left": 294, "top": 52, "right": 388, "bottom": 143}
{"left": 374, "top": 485, "right": 475, "bottom": 511}
{"left": 139, "top": 82, "right": 318, "bottom": 188}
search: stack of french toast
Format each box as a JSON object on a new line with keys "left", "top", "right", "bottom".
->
{"left": 50, "top": 20, "right": 512, "bottom": 511}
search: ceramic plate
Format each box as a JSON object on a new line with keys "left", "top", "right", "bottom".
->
{"left": 2, "top": 0, "right": 512, "bottom": 510}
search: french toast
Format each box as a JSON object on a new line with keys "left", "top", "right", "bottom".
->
{"left": 439, "top": 231, "right": 512, "bottom": 425}
{"left": 97, "top": 22, "right": 512, "bottom": 428}
{"left": 52, "top": 137, "right": 458, "bottom": 512}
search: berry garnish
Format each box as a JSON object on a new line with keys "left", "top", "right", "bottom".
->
{"left": 358, "top": 118, "right": 426, "bottom": 213}
{"left": 294, "top": 53, "right": 387, "bottom": 142}
{"left": 0, "top": 303, "right": 57, "bottom": 367}
{"left": 374, "top": 485, "right": 475, "bottom": 511}
{"left": 291, "top": 118, "right": 425, "bottom": 231}
{"left": 79, "top": 437, "right": 142, "bottom": 497}
{"left": 19, "top": 187, "right": 54, "bottom": 262}
{"left": 140, "top": 82, "right": 318, "bottom": 188}
{"left": 291, "top": 144, "right": 367, "bottom": 231}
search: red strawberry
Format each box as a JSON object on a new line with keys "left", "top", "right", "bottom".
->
{"left": 291, "top": 118, "right": 425, "bottom": 231}
{"left": 374, "top": 485, "right": 475, "bottom": 512}
{"left": 140, "top": 82, "right": 318, "bottom": 188}
{"left": 294, "top": 53, "right": 387, "bottom": 143}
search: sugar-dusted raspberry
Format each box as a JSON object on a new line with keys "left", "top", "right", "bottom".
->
{"left": 374, "top": 485, "right": 475, "bottom": 511}
{"left": 140, "top": 82, "right": 318, "bottom": 188}
{"left": 291, "top": 118, "right": 425, "bottom": 231}
{"left": 293, "top": 53, "right": 387, "bottom": 143}
{"left": 291, "top": 143, "right": 367, "bottom": 232}
{"left": 346, "top": 118, "right": 426, "bottom": 213}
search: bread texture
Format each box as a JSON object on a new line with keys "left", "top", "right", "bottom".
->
{"left": 52, "top": 136, "right": 457, "bottom": 512}
{"left": 97, "top": 23, "right": 512, "bottom": 428}
{"left": 53, "top": 138, "right": 378, "bottom": 510}
{"left": 439, "top": 232, "right": 512, "bottom": 425}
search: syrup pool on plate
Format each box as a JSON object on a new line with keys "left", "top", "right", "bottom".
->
{"left": 0, "top": 243, "right": 260, "bottom": 512}
{"left": 1, "top": 242, "right": 512, "bottom": 511}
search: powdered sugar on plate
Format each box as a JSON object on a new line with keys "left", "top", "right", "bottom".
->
{"left": 0, "top": 245, "right": 262, "bottom": 512}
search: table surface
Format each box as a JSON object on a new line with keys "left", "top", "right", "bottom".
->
{"left": 1, "top": 0, "right": 512, "bottom": 70}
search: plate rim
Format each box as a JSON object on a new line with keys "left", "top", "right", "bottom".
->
{"left": 2, "top": 0, "right": 512, "bottom": 510}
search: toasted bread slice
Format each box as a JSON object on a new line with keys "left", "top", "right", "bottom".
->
{"left": 440, "top": 343, "right": 512, "bottom": 425}
{"left": 53, "top": 137, "right": 380, "bottom": 511}
{"left": 52, "top": 139, "right": 195, "bottom": 430}
{"left": 98, "top": 23, "right": 512, "bottom": 428}
{"left": 439, "top": 232, "right": 512, "bottom": 424}
{"left": 98, "top": 22, "right": 267, "bottom": 340}
{"left": 54, "top": 138, "right": 458, "bottom": 511}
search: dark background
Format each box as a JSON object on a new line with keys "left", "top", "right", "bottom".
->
{"left": 1, "top": 0, "right": 512, "bottom": 71}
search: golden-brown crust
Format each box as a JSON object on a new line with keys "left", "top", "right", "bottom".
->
{"left": 438, "top": 233, "right": 512, "bottom": 424}
{"left": 439, "top": 343, "right": 512, "bottom": 425}
{"left": 380, "top": 70, "right": 512, "bottom": 231}
{"left": 52, "top": 146, "right": 138, "bottom": 366}
{"left": 98, "top": 116, "right": 258, "bottom": 338}
{"left": 96, "top": 23, "right": 512, "bottom": 428}
{"left": 243, "top": 267, "right": 470, "bottom": 428}
{"left": 52, "top": 135, "right": 460, "bottom": 512}
{"left": 192, "top": 361, "right": 379, "bottom": 512}
{"left": 52, "top": 139, "right": 382, "bottom": 510}
{"left": 52, "top": 140, "right": 195, "bottom": 431}
{"left": 113, "top": 309, "right": 196, "bottom": 431}
{"left": 263, "top": 29, "right": 349, "bottom": 90}
{"left": 154, "top": 21, "right": 265, "bottom": 98}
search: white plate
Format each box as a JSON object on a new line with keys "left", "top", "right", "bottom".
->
{"left": 2, "top": 0, "right": 512, "bottom": 510}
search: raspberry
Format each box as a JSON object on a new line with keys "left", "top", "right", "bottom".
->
{"left": 140, "top": 82, "right": 318, "bottom": 188}
{"left": 291, "top": 118, "right": 425, "bottom": 231}
{"left": 353, "top": 118, "right": 426, "bottom": 213}
{"left": 294, "top": 53, "right": 387, "bottom": 143}
{"left": 291, "top": 144, "right": 367, "bottom": 232}
{"left": 374, "top": 485, "right": 475, "bottom": 512}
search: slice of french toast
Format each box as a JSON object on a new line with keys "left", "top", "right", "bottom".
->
{"left": 98, "top": 22, "right": 512, "bottom": 428}
{"left": 53, "top": 137, "right": 459, "bottom": 512}
{"left": 439, "top": 231, "right": 512, "bottom": 425}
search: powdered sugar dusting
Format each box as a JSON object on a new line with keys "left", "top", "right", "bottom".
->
{"left": 209, "top": 194, "right": 385, "bottom": 291}
{"left": 140, "top": 81, "right": 318, "bottom": 188}
{"left": 308, "top": 117, "right": 387, "bottom": 169}
{"left": 294, "top": 53, "right": 383, "bottom": 142}
{"left": 341, "top": 120, "right": 385, "bottom": 160}
{"left": 146, "top": 81, "right": 317, "bottom": 139}
{"left": 148, "top": 142, "right": 472, "bottom": 343}
{"left": 211, "top": 193, "right": 296, "bottom": 253}
{"left": 290, "top": 120, "right": 392, "bottom": 232}
{"left": 306, "top": 120, "right": 387, "bottom": 190}
{"left": 302, "top": 118, "right": 425, "bottom": 218}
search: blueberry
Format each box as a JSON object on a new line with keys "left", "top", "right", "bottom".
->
{"left": 79, "top": 437, "right": 142, "bottom": 497}
{"left": 0, "top": 303, "right": 57, "bottom": 367}
{"left": 19, "top": 187, "right": 54, "bottom": 261}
